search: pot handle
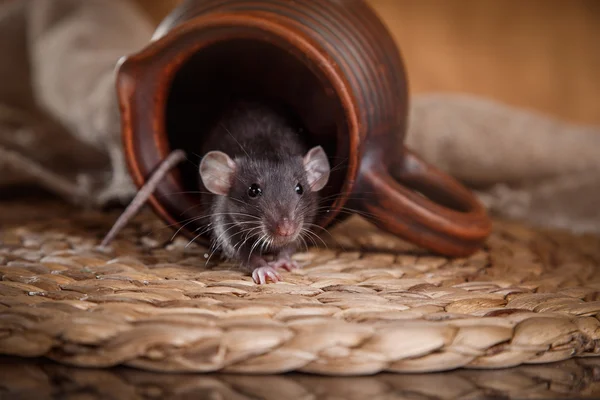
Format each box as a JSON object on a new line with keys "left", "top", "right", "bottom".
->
{"left": 354, "top": 148, "right": 492, "bottom": 257}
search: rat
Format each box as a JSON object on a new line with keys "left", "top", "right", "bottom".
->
{"left": 198, "top": 101, "right": 331, "bottom": 284}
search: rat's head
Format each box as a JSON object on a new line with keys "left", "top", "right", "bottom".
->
{"left": 199, "top": 146, "right": 331, "bottom": 247}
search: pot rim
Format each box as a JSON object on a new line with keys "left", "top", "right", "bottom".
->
{"left": 117, "top": 11, "right": 361, "bottom": 239}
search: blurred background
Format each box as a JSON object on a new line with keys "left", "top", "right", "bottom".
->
{"left": 138, "top": 0, "right": 600, "bottom": 126}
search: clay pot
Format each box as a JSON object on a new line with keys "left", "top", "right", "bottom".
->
{"left": 117, "top": 0, "right": 491, "bottom": 256}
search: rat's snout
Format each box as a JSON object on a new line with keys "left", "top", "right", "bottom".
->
{"left": 275, "top": 218, "right": 297, "bottom": 237}
{"left": 265, "top": 207, "right": 303, "bottom": 246}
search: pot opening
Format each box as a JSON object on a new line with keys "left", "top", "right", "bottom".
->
{"left": 164, "top": 38, "right": 350, "bottom": 224}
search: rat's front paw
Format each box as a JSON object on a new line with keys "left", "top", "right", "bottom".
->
{"left": 268, "top": 258, "right": 300, "bottom": 272}
{"left": 252, "top": 265, "right": 282, "bottom": 284}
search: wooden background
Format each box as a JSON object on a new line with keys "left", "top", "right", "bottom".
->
{"left": 135, "top": 0, "right": 600, "bottom": 126}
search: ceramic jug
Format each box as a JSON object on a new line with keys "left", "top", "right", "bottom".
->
{"left": 116, "top": 0, "right": 492, "bottom": 256}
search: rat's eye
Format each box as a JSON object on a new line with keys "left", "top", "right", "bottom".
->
{"left": 248, "top": 183, "right": 262, "bottom": 198}
{"left": 295, "top": 183, "right": 304, "bottom": 195}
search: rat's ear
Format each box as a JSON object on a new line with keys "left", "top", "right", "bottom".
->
{"left": 199, "top": 151, "right": 237, "bottom": 196}
{"left": 303, "top": 146, "right": 330, "bottom": 192}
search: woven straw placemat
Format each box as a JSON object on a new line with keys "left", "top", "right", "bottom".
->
{"left": 1, "top": 197, "right": 600, "bottom": 375}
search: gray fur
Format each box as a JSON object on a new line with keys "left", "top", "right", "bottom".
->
{"left": 198, "top": 101, "right": 330, "bottom": 272}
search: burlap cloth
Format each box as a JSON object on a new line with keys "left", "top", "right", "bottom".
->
{"left": 1, "top": 196, "right": 600, "bottom": 375}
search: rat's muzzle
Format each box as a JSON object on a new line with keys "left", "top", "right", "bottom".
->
{"left": 267, "top": 217, "right": 301, "bottom": 247}
{"left": 275, "top": 218, "right": 296, "bottom": 237}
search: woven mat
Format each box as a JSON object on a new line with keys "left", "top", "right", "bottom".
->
{"left": 1, "top": 197, "right": 600, "bottom": 375}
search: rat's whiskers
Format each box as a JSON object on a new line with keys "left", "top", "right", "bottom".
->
{"left": 247, "top": 232, "right": 268, "bottom": 264}
{"left": 298, "top": 234, "right": 309, "bottom": 252}
{"left": 170, "top": 211, "right": 260, "bottom": 241}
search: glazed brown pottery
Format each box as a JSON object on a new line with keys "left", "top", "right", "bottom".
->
{"left": 117, "top": 0, "right": 492, "bottom": 257}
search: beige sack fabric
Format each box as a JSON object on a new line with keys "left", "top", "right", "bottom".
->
{"left": 407, "top": 94, "right": 600, "bottom": 233}
{"left": 0, "top": 0, "right": 598, "bottom": 234}
{"left": 0, "top": 0, "right": 153, "bottom": 204}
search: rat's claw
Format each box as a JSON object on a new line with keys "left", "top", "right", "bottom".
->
{"left": 269, "top": 258, "right": 300, "bottom": 272}
{"left": 252, "top": 266, "right": 282, "bottom": 284}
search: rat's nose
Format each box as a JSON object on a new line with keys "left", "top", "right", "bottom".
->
{"left": 275, "top": 218, "right": 297, "bottom": 237}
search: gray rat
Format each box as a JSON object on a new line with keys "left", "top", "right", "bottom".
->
{"left": 198, "top": 101, "right": 331, "bottom": 284}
